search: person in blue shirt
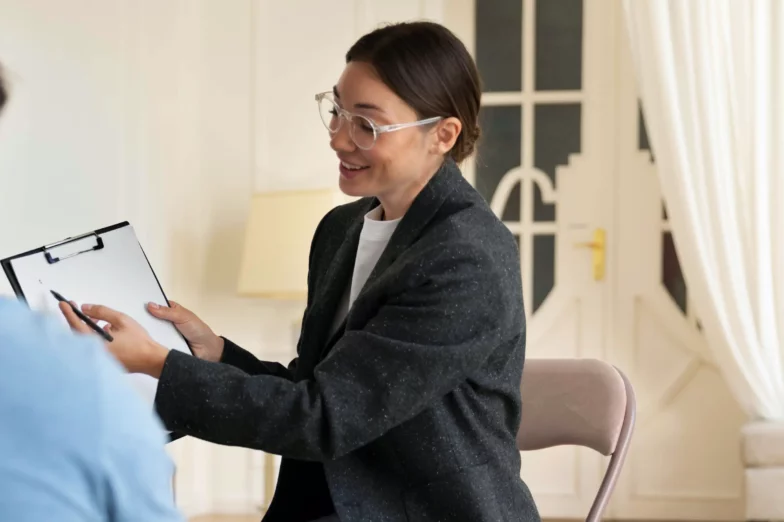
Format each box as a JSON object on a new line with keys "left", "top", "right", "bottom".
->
{"left": 0, "top": 69, "right": 183, "bottom": 522}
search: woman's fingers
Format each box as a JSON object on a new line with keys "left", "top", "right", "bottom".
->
{"left": 147, "top": 301, "right": 188, "bottom": 324}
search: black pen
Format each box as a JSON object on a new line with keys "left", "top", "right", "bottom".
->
{"left": 50, "top": 290, "right": 114, "bottom": 342}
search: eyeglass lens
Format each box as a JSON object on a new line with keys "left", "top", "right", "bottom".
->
{"left": 318, "top": 96, "right": 377, "bottom": 149}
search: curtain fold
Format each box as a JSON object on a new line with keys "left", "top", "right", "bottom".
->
{"left": 622, "top": 0, "right": 784, "bottom": 421}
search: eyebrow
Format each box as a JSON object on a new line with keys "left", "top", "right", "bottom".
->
{"left": 332, "top": 85, "right": 384, "bottom": 113}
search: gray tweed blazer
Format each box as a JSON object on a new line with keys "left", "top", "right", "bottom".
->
{"left": 155, "top": 159, "right": 540, "bottom": 522}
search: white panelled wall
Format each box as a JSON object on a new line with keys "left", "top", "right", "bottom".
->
{"left": 0, "top": 0, "right": 445, "bottom": 517}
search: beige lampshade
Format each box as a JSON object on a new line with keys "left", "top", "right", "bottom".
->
{"left": 237, "top": 188, "right": 347, "bottom": 299}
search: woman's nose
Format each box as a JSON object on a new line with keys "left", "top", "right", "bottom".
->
{"left": 330, "top": 119, "right": 356, "bottom": 153}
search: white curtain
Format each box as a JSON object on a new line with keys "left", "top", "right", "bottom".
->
{"left": 622, "top": 0, "right": 784, "bottom": 421}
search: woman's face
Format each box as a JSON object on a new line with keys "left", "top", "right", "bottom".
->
{"left": 329, "top": 61, "right": 458, "bottom": 218}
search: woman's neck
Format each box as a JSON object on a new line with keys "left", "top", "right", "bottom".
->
{"left": 378, "top": 160, "right": 444, "bottom": 220}
{"left": 378, "top": 183, "right": 423, "bottom": 220}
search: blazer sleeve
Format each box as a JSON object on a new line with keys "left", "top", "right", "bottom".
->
{"left": 154, "top": 241, "right": 518, "bottom": 461}
{"left": 218, "top": 337, "right": 296, "bottom": 379}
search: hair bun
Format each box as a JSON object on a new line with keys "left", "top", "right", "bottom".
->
{"left": 452, "top": 124, "right": 481, "bottom": 164}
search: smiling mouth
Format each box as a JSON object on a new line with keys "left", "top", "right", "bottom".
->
{"left": 341, "top": 160, "right": 369, "bottom": 171}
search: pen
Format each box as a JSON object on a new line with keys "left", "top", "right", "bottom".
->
{"left": 50, "top": 290, "right": 114, "bottom": 342}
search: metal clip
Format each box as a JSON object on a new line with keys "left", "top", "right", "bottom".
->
{"left": 43, "top": 232, "right": 104, "bottom": 264}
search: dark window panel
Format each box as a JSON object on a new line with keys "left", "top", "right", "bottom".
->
{"left": 475, "top": 105, "right": 522, "bottom": 210}
{"left": 638, "top": 103, "right": 651, "bottom": 152}
{"left": 533, "top": 183, "right": 555, "bottom": 222}
{"left": 638, "top": 102, "right": 657, "bottom": 162}
{"left": 662, "top": 231, "right": 688, "bottom": 314}
{"left": 503, "top": 182, "right": 522, "bottom": 221}
{"left": 533, "top": 234, "right": 556, "bottom": 312}
{"left": 535, "top": 0, "right": 583, "bottom": 91}
{"left": 534, "top": 103, "right": 581, "bottom": 222}
{"left": 476, "top": 0, "right": 523, "bottom": 92}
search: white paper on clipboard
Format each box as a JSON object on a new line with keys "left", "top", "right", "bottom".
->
{"left": 2, "top": 222, "right": 192, "bottom": 408}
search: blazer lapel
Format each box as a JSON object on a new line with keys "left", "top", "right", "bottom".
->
{"left": 297, "top": 200, "right": 369, "bottom": 374}
{"left": 305, "top": 159, "right": 463, "bottom": 367}
{"left": 347, "top": 159, "right": 462, "bottom": 323}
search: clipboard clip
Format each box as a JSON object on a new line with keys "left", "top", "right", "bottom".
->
{"left": 43, "top": 232, "right": 105, "bottom": 264}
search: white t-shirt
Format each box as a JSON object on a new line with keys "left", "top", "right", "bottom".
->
{"left": 330, "top": 205, "right": 401, "bottom": 337}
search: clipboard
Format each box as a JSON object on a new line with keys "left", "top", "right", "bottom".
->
{"left": 1, "top": 221, "right": 192, "bottom": 443}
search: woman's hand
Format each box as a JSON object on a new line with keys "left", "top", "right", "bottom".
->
{"left": 146, "top": 301, "right": 224, "bottom": 362}
{"left": 59, "top": 302, "right": 169, "bottom": 378}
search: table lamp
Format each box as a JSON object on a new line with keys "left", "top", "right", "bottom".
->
{"left": 238, "top": 188, "right": 348, "bottom": 300}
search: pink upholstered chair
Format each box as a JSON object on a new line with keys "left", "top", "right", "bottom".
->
{"left": 517, "top": 358, "right": 636, "bottom": 521}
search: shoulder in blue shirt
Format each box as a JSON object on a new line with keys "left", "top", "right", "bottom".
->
{"left": 0, "top": 298, "right": 183, "bottom": 522}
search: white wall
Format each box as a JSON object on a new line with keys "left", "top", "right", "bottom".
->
{"left": 0, "top": 0, "right": 445, "bottom": 517}
{"left": 254, "top": 0, "right": 447, "bottom": 194}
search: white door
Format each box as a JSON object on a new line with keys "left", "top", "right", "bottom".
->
{"left": 443, "top": 0, "right": 746, "bottom": 519}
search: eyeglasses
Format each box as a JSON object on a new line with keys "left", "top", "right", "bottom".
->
{"left": 315, "top": 91, "right": 442, "bottom": 150}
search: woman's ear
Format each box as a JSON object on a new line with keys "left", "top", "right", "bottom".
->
{"left": 432, "top": 117, "right": 462, "bottom": 156}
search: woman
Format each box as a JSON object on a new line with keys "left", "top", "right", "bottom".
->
{"left": 62, "top": 21, "right": 540, "bottom": 522}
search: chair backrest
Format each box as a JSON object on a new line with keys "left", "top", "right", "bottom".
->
{"left": 517, "top": 358, "right": 636, "bottom": 521}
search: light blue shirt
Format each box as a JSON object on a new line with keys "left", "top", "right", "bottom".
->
{"left": 0, "top": 298, "right": 183, "bottom": 522}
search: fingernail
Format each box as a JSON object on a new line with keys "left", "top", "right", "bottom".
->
{"left": 148, "top": 302, "right": 159, "bottom": 309}
{"left": 82, "top": 304, "right": 93, "bottom": 312}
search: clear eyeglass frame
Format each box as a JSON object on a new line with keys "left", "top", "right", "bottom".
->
{"left": 315, "top": 91, "right": 442, "bottom": 150}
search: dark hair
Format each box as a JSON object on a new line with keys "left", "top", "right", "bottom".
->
{"left": 0, "top": 65, "right": 7, "bottom": 114}
{"left": 346, "top": 21, "right": 482, "bottom": 163}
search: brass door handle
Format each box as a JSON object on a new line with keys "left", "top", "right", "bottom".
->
{"left": 574, "top": 228, "right": 605, "bottom": 281}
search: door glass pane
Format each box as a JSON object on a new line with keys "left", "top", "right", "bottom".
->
{"left": 662, "top": 231, "right": 687, "bottom": 314}
{"left": 638, "top": 103, "right": 651, "bottom": 152}
{"left": 533, "top": 184, "right": 554, "bottom": 222}
{"left": 476, "top": 105, "right": 522, "bottom": 208}
{"left": 533, "top": 235, "right": 556, "bottom": 311}
{"left": 651, "top": 108, "right": 690, "bottom": 319}
{"left": 534, "top": 103, "right": 581, "bottom": 222}
{"left": 476, "top": 0, "right": 522, "bottom": 92}
{"left": 535, "top": 0, "right": 583, "bottom": 91}
{"left": 503, "top": 182, "right": 521, "bottom": 221}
